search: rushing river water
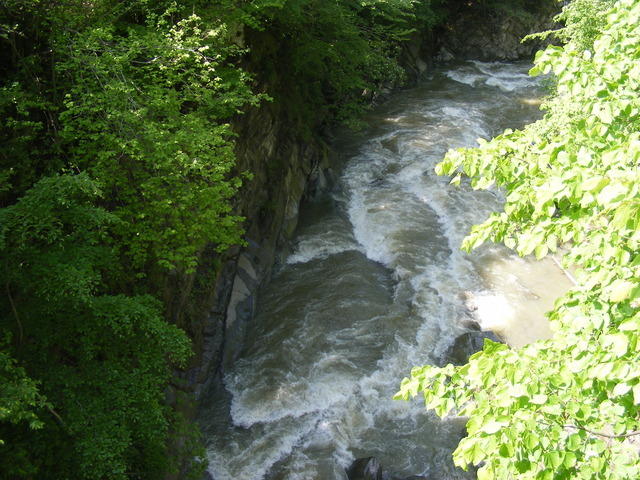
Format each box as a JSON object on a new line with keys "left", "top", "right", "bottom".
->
{"left": 200, "top": 61, "right": 571, "bottom": 480}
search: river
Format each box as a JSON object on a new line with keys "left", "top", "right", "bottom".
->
{"left": 199, "top": 60, "right": 571, "bottom": 480}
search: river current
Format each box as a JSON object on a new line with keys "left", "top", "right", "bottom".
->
{"left": 200, "top": 61, "right": 570, "bottom": 480}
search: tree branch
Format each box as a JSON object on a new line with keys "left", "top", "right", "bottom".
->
{"left": 563, "top": 423, "right": 640, "bottom": 439}
{"left": 5, "top": 282, "right": 24, "bottom": 344}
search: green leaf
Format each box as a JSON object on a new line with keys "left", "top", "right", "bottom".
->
{"left": 509, "top": 384, "right": 528, "bottom": 398}
{"left": 597, "top": 183, "right": 628, "bottom": 208}
{"left": 633, "top": 384, "right": 640, "bottom": 404}
{"left": 567, "top": 434, "right": 582, "bottom": 450}
{"left": 606, "top": 280, "right": 634, "bottom": 302}
{"left": 581, "top": 175, "right": 607, "bottom": 192}
{"left": 546, "top": 451, "right": 562, "bottom": 469}
{"left": 564, "top": 451, "right": 577, "bottom": 468}
{"left": 530, "top": 394, "right": 548, "bottom": 404}
{"left": 612, "top": 382, "right": 632, "bottom": 397}
{"left": 482, "top": 419, "right": 507, "bottom": 434}
{"left": 602, "top": 333, "right": 629, "bottom": 357}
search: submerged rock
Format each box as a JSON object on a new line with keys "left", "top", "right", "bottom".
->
{"left": 445, "top": 331, "right": 502, "bottom": 365}
{"left": 459, "top": 315, "right": 481, "bottom": 331}
{"left": 347, "top": 457, "right": 383, "bottom": 480}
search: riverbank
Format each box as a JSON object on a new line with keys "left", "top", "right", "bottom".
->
{"left": 0, "top": 2, "right": 560, "bottom": 478}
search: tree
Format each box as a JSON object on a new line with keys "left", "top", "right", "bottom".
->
{"left": 0, "top": 174, "right": 192, "bottom": 479}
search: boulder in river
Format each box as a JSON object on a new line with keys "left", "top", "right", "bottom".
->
{"left": 201, "top": 471, "right": 214, "bottom": 480}
{"left": 347, "top": 457, "right": 383, "bottom": 480}
{"left": 445, "top": 331, "right": 502, "bottom": 366}
{"left": 392, "top": 476, "right": 430, "bottom": 480}
{"left": 459, "top": 315, "right": 481, "bottom": 332}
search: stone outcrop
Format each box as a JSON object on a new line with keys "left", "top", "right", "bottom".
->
{"left": 445, "top": 331, "right": 502, "bottom": 366}
{"left": 165, "top": 97, "right": 331, "bottom": 479}
{"left": 438, "top": 4, "right": 560, "bottom": 61}
{"left": 401, "top": 30, "right": 438, "bottom": 82}
{"left": 186, "top": 102, "right": 331, "bottom": 400}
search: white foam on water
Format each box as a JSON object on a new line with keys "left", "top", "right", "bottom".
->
{"left": 346, "top": 203, "right": 396, "bottom": 265}
{"left": 344, "top": 156, "right": 402, "bottom": 265}
{"left": 226, "top": 365, "right": 357, "bottom": 428}
{"left": 445, "top": 69, "right": 485, "bottom": 87}
{"left": 440, "top": 105, "right": 469, "bottom": 119}
{"left": 206, "top": 418, "right": 315, "bottom": 480}
{"left": 287, "top": 232, "right": 362, "bottom": 264}
{"left": 446, "top": 61, "right": 537, "bottom": 93}
{"left": 484, "top": 76, "right": 528, "bottom": 92}
{"left": 336, "top": 75, "right": 509, "bottom": 433}
{"left": 204, "top": 61, "right": 548, "bottom": 480}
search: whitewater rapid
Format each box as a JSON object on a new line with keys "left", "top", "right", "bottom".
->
{"left": 199, "top": 61, "right": 570, "bottom": 480}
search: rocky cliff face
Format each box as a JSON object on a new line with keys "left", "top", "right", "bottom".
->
{"left": 165, "top": 97, "right": 331, "bottom": 479}
{"left": 184, "top": 101, "right": 331, "bottom": 400}
{"left": 437, "top": 5, "right": 560, "bottom": 61}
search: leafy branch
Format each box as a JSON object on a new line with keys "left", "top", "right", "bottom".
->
{"left": 398, "top": 1, "right": 640, "bottom": 479}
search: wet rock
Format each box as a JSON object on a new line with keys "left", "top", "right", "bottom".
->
{"left": 445, "top": 331, "right": 502, "bottom": 365}
{"left": 347, "top": 457, "right": 383, "bottom": 480}
{"left": 459, "top": 315, "right": 481, "bottom": 331}
{"left": 436, "top": 47, "right": 455, "bottom": 62}
{"left": 201, "top": 471, "right": 214, "bottom": 480}
{"left": 381, "top": 136, "right": 400, "bottom": 154}
{"left": 439, "top": 4, "right": 560, "bottom": 61}
{"left": 399, "top": 30, "right": 437, "bottom": 83}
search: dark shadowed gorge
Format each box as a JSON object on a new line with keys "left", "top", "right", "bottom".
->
{"left": 7, "top": 2, "right": 636, "bottom": 480}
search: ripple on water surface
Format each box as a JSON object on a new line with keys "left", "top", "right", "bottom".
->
{"left": 200, "top": 61, "right": 568, "bottom": 480}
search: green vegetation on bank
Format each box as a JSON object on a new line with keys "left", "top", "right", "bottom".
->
{"left": 0, "top": 0, "right": 444, "bottom": 478}
{"left": 397, "top": 0, "right": 640, "bottom": 478}
{"left": 0, "top": 0, "right": 557, "bottom": 477}
{"left": 1, "top": 2, "right": 260, "bottom": 477}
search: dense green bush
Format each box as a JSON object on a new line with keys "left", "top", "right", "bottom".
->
{"left": 240, "top": 0, "right": 434, "bottom": 127}
{"left": 0, "top": 1, "right": 257, "bottom": 477}
{"left": 0, "top": 173, "right": 192, "bottom": 478}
